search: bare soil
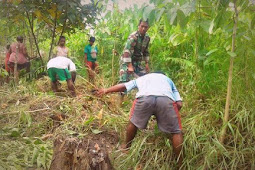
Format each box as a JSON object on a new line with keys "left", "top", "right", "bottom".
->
{"left": 50, "top": 132, "right": 119, "bottom": 170}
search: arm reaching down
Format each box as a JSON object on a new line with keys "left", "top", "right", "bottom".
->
{"left": 96, "top": 84, "right": 127, "bottom": 97}
{"left": 123, "top": 37, "right": 135, "bottom": 73}
{"left": 84, "top": 53, "right": 88, "bottom": 66}
{"left": 96, "top": 79, "right": 137, "bottom": 97}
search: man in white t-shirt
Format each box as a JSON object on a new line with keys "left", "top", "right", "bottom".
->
{"left": 47, "top": 56, "right": 76, "bottom": 96}
{"left": 96, "top": 72, "right": 183, "bottom": 166}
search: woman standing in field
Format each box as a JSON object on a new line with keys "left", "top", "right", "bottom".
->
{"left": 53, "top": 36, "right": 69, "bottom": 57}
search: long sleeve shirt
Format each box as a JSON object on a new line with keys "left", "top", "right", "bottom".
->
{"left": 121, "top": 31, "right": 150, "bottom": 64}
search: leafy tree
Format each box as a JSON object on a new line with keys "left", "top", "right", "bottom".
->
{"left": 0, "top": 0, "right": 100, "bottom": 63}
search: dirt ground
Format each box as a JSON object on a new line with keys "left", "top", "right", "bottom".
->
{"left": 50, "top": 131, "right": 119, "bottom": 170}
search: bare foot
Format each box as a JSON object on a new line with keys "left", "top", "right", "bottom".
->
{"left": 118, "top": 144, "right": 129, "bottom": 154}
{"left": 71, "top": 92, "right": 77, "bottom": 97}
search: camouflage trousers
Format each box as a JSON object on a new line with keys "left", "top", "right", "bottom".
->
{"left": 119, "top": 62, "right": 146, "bottom": 82}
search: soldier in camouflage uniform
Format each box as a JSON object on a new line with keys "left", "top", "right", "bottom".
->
{"left": 119, "top": 19, "right": 150, "bottom": 82}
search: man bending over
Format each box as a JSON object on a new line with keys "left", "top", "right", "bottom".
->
{"left": 96, "top": 72, "right": 184, "bottom": 166}
{"left": 47, "top": 56, "right": 76, "bottom": 97}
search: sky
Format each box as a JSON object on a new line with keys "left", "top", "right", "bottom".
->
{"left": 81, "top": 0, "right": 150, "bottom": 10}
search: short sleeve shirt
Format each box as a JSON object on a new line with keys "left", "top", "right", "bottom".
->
{"left": 47, "top": 56, "right": 76, "bottom": 72}
{"left": 9, "top": 42, "right": 28, "bottom": 64}
{"left": 53, "top": 46, "right": 69, "bottom": 57}
{"left": 124, "top": 73, "right": 182, "bottom": 101}
{"left": 84, "top": 44, "right": 98, "bottom": 62}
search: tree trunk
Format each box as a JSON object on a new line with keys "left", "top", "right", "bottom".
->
{"left": 60, "top": 0, "right": 68, "bottom": 37}
{"left": 219, "top": 0, "right": 238, "bottom": 144}
{"left": 112, "top": 42, "right": 116, "bottom": 85}
{"left": 60, "top": 17, "right": 67, "bottom": 37}
{"left": 26, "top": 11, "right": 44, "bottom": 66}
{"left": 48, "top": 7, "right": 58, "bottom": 60}
{"left": 50, "top": 136, "right": 113, "bottom": 170}
{"left": 29, "top": 33, "right": 33, "bottom": 58}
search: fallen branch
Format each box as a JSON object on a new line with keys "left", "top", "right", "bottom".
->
{"left": 26, "top": 107, "right": 51, "bottom": 113}
{"left": 1, "top": 107, "right": 50, "bottom": 115}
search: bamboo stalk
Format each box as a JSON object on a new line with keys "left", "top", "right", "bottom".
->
{"left": 219, "top": 0, "right": 238, "bottom": 144}
{"left": 112, "top": 41, "right": 116, "bottom": 85}
{"left": 60, "top": 0, "right": 68, "bottom": 36}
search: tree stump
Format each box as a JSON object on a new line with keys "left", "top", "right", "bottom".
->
{"left": 50, "top": 136, "right": 113, "bottom": 170}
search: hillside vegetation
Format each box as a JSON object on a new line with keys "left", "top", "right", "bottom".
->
{"left": 0, "top": 0, "right": 255, "bottom": 169}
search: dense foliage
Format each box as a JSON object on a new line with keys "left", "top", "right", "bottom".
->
{"left": 0, "top": 0, "right": 255, "bottom": 169}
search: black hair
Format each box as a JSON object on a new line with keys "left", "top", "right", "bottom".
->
{"left": 6, "top": 44, "right": 10, "bottom": 50}
{"left": 89, "top": 36, "right": 96, "bottom": 42}
{"left": 138, "top": 18, "right": 149, "bottom": 26}
{"left": 58, "top": 36, "right": 66, "bottom": 44}
{"left": 16, "top": 36, "right": 23, "bottom": 42}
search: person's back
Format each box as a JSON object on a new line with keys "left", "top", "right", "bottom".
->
{"left": 8, "top": 36, "right": 30, "bottom": 74}
{"left": 125, "top": 73, "right": 182, "bottom": 101}
{"left": 47, "top": 56, "right": 74, "bottom": 70}
{"left": 9, "top": 42, "right": 28, "bottom": 64}
{"left": 95, "top": 72, "right": 184, "bottom": 167}
{"left": 47, "top": 56, "right": 76, "bottom": 96}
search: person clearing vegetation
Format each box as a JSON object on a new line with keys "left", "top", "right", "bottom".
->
{"left": 47, "top": 56, "right": 76, "bottom": 97}
{"left": 118, "top": 19, "right": 151, "bottom": 105}
{"left": 96, "top": 72, "right": 184, "bottom": 166}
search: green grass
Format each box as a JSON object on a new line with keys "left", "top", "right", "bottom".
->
{"left": 0, "top": 73, "right": 254, "bottom": 169}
